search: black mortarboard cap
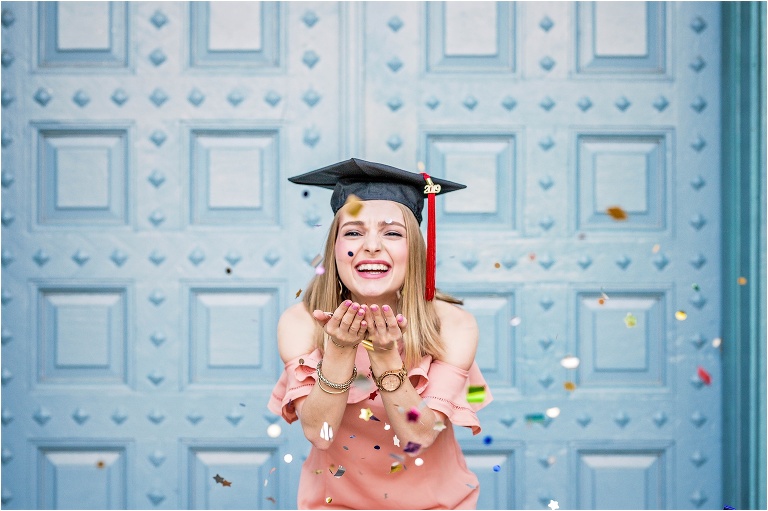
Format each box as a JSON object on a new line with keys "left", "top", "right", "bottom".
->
{"left": 289, "top": 158, "right": 466, "bottom": 301}
{"left": 288, "top": 158, "right": 465, "bottom": 225}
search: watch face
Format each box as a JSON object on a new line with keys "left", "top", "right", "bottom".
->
{"left": 380, "top": 373, "right": 401, "bottom": 391}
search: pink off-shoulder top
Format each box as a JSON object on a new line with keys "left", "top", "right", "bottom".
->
{"left": 268, "top": 346, "right": 493, "bottom": 510}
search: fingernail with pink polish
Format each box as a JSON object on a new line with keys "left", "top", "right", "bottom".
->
{"left": 397, "top": 315, "right": 404, "bottom": 323}
{"left": 382, "top": 305, "right": 390, "bottom": 312}
{"left": 371, "top": 305, "right": 378, "bottom": 311}
{"left": 344, "top": 300, "right": 352, "bottom": 307}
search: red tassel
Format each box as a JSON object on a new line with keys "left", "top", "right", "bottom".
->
{"left": 421, "top": 172, "right": 436, "bottom": 301}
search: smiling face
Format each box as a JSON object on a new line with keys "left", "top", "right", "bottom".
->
{"left": 335, "top": 200, "right": 409, "bottom": 305}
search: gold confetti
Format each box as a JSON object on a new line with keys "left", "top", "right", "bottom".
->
{"left": 344, "top": 194, "right": 363, "bottom": 217}
{"left": 325, "top": 497, "right": 333, "bottom": 504}
{"left": 675, "top": 310, "right": 688, "bottom": 321}
{"left": 96, "top": 460, "right": 105, "bottom": 469}
{"left": 606, "top": 206, "right": 628, "bottom": 220}
{"left": 389, "top": 462, "right": 405, "bottom": 474}
{"left": 359, "top": 408, "right": 373, "bottom": 421}
{"left": 564, "top": 381, "right": 576, "bottom": 391}
{"left": 295, "top": 288, "right": 302, "bottom": 298}
{"left": 624, "top": 312, "right": 638, "bottom": 328}
{"left": 494, "top": 262, "right": 501, "bottom": 269}
{"left": 738, "top": 276, "right": 747, "bottom": 285}
{"left": 598, "top": 298, "right": 606, "bottom": 305}
{"left": 314, "top": 469, "right": 323, "bottom": 475}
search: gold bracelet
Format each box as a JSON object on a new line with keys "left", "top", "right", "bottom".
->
{"left": 316, "top": 361, "right": 357, "bottom": 390}
{"left": 361, "top": 339, "right": 393, "bottom": 352}
{"left": 331, "top": 338, "right": 359, "bottom": 349}
{"left": 317, "top": 380, "right": 348, "bottom": 394}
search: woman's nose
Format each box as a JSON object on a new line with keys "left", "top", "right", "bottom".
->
{"left": 363, "top": 232, "right": 381, "bottom": 253}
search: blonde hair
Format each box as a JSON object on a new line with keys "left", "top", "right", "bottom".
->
{"left": 302, "top": 202, "right": 461, "bottom": 368}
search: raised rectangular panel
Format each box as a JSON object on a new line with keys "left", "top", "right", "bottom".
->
{"left": 427, "top": 133, "right": 517, "bottom": 230}
{"left": 572, "top": 442, "right": 672, "bottom": 509}
{"left": 426, "top": 2, "right": 515, "bottom": 72}
{"left": 445, "top": 291, "right": 515, "bottom": 388}
{"left": 37, "top": 285, "right": 128, "bottom": 386}
{"left": 464, "top": 451, "right": 516, "bottom": 509}
{"left": 188, "top": 286, "right": 278, "bottom": 386}
{"left": 190, "top": 1, "right": 280, "bottom": 68}
{"left": 576, "top": 133, "right": 668, "bottom": 231}
{"left": 576, "top": 290, "right": 666, "bottom": 388}
{"left": 38, "top": 2, "right": 128, "bottom": 68}
{"left": 576, "top": 2, "right": 666, "bottom": 74}
{"left": 36, "top": 444, "right": 128, "bottom": 509}
{"left": 189, "top": 128, "right": 279, "bottom": 226}
{"left": 185, "top": 444, "right": 279, "bottom": 509}
{"left": 36, "top": 126, "right": 129, "bottom": 227}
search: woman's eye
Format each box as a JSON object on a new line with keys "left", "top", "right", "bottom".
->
{"left": 344, "top": 231, "right": 362, "bottom": 237}
{"left": 385, "top": 231, "right": 404, "bottom": 237}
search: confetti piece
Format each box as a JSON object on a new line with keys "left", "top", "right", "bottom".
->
{"left": 466, "top": 483, "right": 477, "bottom": 489}
{"left": 692, "top": 283, "right": 700, "bottom": 291}
{"left": 652, "top": 244, "right": 661, "bottom": 253}
{"left": 433, "top": 421, "right": 446, "bottom": 432}
{"left": 483, "top": 435, "right": 493, "bottom": 445}
{"left": 266, "top": 496, "right": 276, "bottom": 503}
{"left": 509, "top": 316, "right": 522, "bottom": 326}
{"left": 578, "top": 232, "right": 586, "bottom": 240}
{"left": 548, "top": 500, "right": 559, "bottom": 510}
{"left": 417, "top": 161, "right": 426, "bottom": 172}
{"left": 326, "top": 497, "right": 333, "bottom": 504}
{"left": 697, "top": 366, "right": 712, "bottom": 385}
{"left": 347, "top": 251, "right": 354, "bottom": 257}
{"left": 213, "top": 474, "right": 225, "bottom": 484}
{"left": 267, "top": 424, "right": 282, "bottom": 438}
{"left": 525, "top": 413, "right": 546, "bottom": 423}
{"left": 738, "top": 277, "right": 747, "bottom": 285}
{"left": 344, "top": 194, "right": 363, "bottom": 217}
{"left": 564, "top": 381, "right": 576, "bottom": 391}
{"left": 389, "top": 462, "right": 405, "bottom": 474}
{"left": 403, "top": 441, "right": 421, "bottom": 453}
{"left": 493, "top": 464, "right": 501, "bottom": 472}
{"left": 315, "top": 265, "right": 325, "bottom": 275}
{"left": 598, "top": 298, "right": 606, "bottom": 305}
{"left": 314, "top": 469, "right": 323, "bottom": 475}
{"left": 370, "top": 415, "right": 381, "bottom": 422}
{"left": 675, "top": 310, "right": 688, "bottom": 321}
{"left": 560, "top": 355, "right": 580, "bottom": 369}
{"left": 393, "top": 435, "right": 400, "bottom": 447}
{"left": 724, "top": 506, "right": 735, "bottom": 510}
{"left": 414, "top": 458, "right": 424, "bottom": 466}
{"left": 606, "top": 206, "right": 628, "bottom": 220}
{"left": 310, "top": 253, "right": 323, "bottom": 267}
{"left": 295, "top": 289, "right": 302, "bottom": 298}
{"left": 406, "top": 407, "right": 421, "bottom": 422}
{"left": 359, "top": 408, "right": 373, "bottom": 421}
{"left": 467, "top": 385, "right": 486, "bottom": 403}
{"left": 494, "top": 262, "right": 501, "bottom": 269}
{"left": 320, "top": 421, "right": 333, "bottom": 441}
{"left": 222, "top": 480, "right": 232, "bottom": 487}
{"left": 384, "top": 423, "right": 391, "bottom": 430}
{"left": 96, "top": 460, "right": 105, "bottom": 469}
{"left": 389, "top": 453, "right": 405, "bottom": 463}
{"left": 385, "top": 218, "right": 393, "bottom": 224}
{"left": 529, "top": 252, "right": 536, "bottom": 261}
{"left": 713, "top": 337, "right": 722, "bottom": 348}
{"left": 624, "top": 312, "right": 637, "bottom": 328}
{"left": 546, "top": 407, "right": 560, "bottom": 418}
{"left": 329, "top": 465, "right": 346, "bottom": 478}
{"left": 374, "top": 445, "right": 381, "bottom": 450}
{"left": 283, "top": 454, "right": 293, "bottom": 463}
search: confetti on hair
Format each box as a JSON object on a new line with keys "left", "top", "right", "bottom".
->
{"left": 320, "top": 421, "right": 333, "bottom": 441}
{"left": 359, "top": 408, "right": 373, "bottom": 421}
{"left": 344, "top": 194, "right": 364, "bottom": 217}
{"left": 295, "top": 289, "right": 302, "bottom": 298}
{"left": 624, "top": 312, "right": 638, "bottom": 328}
{"left": 393, "top": 435, "right": 400, "bottom": 447}
{"left": 433, "top": 420, "right": 446, "bottom": 432}
{"left": 467, "top": 385, "right": 486, "bottom": 403}
{"left": 406, "top": 407, "right": 421, "bottom": 422}
{"left": 389, "top": 462, "right": 405, "bottom": 474}
{"left": 606, "top": 206, "right": 628, "bottom": 220}
{"left": 564, "top": 381, "right": 576, "bottom": 391}
{"left": 675, "top": 310, "right": 688, "bottom": 321}
{"left": 697, "top": 366, "right": 712, "bottom": 385}
{"left": 403, "top": 441, "right": 421, "bottom": 453}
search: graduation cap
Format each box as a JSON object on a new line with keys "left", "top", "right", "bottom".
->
{"left": 289, "top": 158, "right": 466, "bottom": 300}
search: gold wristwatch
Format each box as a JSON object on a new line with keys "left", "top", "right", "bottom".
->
{"left": 371, "top": 363, "right": 407, "bottom": 392}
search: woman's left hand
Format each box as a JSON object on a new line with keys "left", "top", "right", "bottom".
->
{"left": 363, "top": 304, "right": 407, "bottom": 351}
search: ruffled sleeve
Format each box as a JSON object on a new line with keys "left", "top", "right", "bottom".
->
{"left": 415, "top": 359, "right": 493, "bottom": 435}
{"left": 268, "top": 350, "right": 323, "bottom": 423}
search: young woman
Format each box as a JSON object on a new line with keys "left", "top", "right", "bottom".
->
{"left": 269, "top": 159, "right": 492, "bottom": 509}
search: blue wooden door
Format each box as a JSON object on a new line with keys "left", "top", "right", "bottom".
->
{"left": 1, "top": 2, "right": 723, "bottom": 509}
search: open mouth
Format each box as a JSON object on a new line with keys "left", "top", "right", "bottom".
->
{"left": 355, "top": 263, "right": 390, "bottom": 275}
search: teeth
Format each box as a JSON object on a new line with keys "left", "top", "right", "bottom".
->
{"left": 356, "top": 264, "right": 389, "bottom": 271}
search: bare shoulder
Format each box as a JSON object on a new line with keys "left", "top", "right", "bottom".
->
{"left": 434, "top": 299, "right": 479, "bottom": 370}
{"left": 277, "top": 302, "right": 317, "bottom": 363}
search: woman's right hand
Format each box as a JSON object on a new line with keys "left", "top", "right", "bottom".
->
{"left": 312, "top": 300, "right": 367, "bottom": 348}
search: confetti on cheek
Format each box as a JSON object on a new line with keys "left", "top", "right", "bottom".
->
{"left": 675, "top": 310, "right": 688, "bottom": 321}
{"left": 359, "top": 408, "right": 373, "bottom": 421}
{"left": 467, "top": 385, "right": 486, "bottom": 403}
{"left": 564, "top": 381, "right": 576, "bottom": 391}
{"left": 348, "top": 251, "right": 354, "bottom": 257}
{"left": 697, "top": 366, "right": 712, "bottom": 385}
{"left": 406, "top": 407, "right": 421, "bottom": 422}
{"left": 320, "top": 421, "right": 333, "bottom": 441}
{"left": 606, "top": 206, "right": 628, "bottom": 220}
{"left": 403, "top": 441, "right": 421, "bottom": 454}
{"left": 624, "top": 313, "right": 638, "bottom": 328}
{"left": 433, "top": 421, "right": 446, "bottom": 432}
{"left": 414, "top": 458, "right": 424, "bottom": 467}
